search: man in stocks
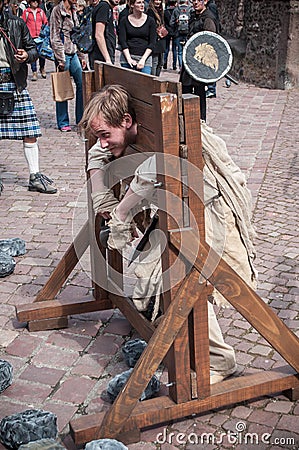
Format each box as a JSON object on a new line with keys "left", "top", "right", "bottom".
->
{"left": 80, "top": 84, "right": 258, "bottom": 384}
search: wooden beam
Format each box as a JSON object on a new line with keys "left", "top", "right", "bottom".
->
{"left": 16, "top": 296, "right": 111, "bottom": 323}
{"left": 70, "top": 365, "right": 299, "bottom": 444}
{"left": 170, "top": 230, "right": 299, "bottom": 373}
{"left": 99, "top": 270, "right": 203, "bottom": 438}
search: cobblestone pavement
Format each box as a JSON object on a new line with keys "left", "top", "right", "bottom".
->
{"left": 0, "top": 61, "right": 298, "bottom": 450}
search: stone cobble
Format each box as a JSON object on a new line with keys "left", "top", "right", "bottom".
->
{"left": 0, "top": 61, "right": 298, "bottom": 449}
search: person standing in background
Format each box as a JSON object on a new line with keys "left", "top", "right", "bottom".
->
{"left": 179, "top": 0, "right": 217, "bottom": 122}
{"left": 118, "top": 0, "right": 156, "bottom": 74}
{"left": 146, "top": 0, "right": 166, "bottom": 76}
{"left": 0, "top": 0, "right": 57, "bottom": 193}
{"left": 17, "top": 0, "right": 28, "bottom": 16}
{"left": 22, "top": 0, "right": 48, "bottom": 81}
{"left": 50, "top": 0, "right": 86, "bottom": 132}
{"left": 163, "top": 0, "right": 178, "bottom": 71}
{"left": 76, "top": 0, "right": 86, "bottom": 21}
{"left": 89, "top": 0, "right": 120, "bottom": 70}
{"left": 169, "top": 0, "right": 191, "bottom": 70}
{"left": 205, "top": 0, "right": 220, "bottom": 98}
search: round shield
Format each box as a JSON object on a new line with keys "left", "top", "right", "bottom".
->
{"left": 182, "top": 31, "right": 233, "bottom": 83}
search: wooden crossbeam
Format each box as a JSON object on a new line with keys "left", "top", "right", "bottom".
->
{"left": 70, "top": 365, "right": 299, "bottom": 444}
{"left": 170, "top": 230, "right": 299, "bottom": 373}
{"left": 99, "top": 269, "right": 202, "bottom": 438}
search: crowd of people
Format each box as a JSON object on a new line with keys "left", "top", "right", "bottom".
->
{"left": 0, "top": 0, "right": 219, "bottom": 195}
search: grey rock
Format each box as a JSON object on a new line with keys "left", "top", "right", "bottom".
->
{"left": 0, "top": 409, "right": 57, "bottom": 449}
{"left": 0, "top": 252, "right": 16, "bottom": 277}
{"left": 106, "top": 369, "right": 160, "bottom": 403}
{"left": 18, "top": 438, "right": 65, "bottom": 450}
{"left": 121, "top": 339, "right": 147, "bottom": 367}
{"left": 0, "top": 238, "right": 26, "bottom": 256}
{"left": 0, "top": 359, "right": 13, "bottom": 393}
{"left": 85, "top": 438, "right": 128, "bottom": 450}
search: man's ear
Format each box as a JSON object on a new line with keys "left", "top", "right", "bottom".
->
{"left": 123, "top": 113, "right": 133, "bottom": 129}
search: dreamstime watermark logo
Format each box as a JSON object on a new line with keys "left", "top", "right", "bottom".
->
{"left": 156, "top": 421, "right": 296, "bottom": 447}
{"left": 71, "top": 152, "right": 227, "bottom": 295}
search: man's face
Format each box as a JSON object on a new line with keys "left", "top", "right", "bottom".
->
{"left": 91, "top": 114, "right": 131, "bottom": 158}
{"left": 192, "top": 0, "right": 205, "bottom": 12}
{"left": 110, "top": 0, "right": 120, "bottom": 6}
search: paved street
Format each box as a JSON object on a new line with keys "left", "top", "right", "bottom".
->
{"left": 0, "top": 60, "right": 298, "bottom": 450}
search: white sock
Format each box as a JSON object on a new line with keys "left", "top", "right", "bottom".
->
{"left": 23, "top": 142, "right": 39, "bottom": 175}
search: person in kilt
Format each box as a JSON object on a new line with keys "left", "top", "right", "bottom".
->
{"left": 0, "top": 0, "right": 57, "bottom": 194}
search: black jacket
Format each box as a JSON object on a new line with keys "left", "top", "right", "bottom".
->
{"left": 188, "top": 8, "right": 217, "bottom": 38}
{"left": 180, "top": 8, "right": 217, "bottom": 86}
{"left": 1, "top": 13, "right": 38, "bottom": 92}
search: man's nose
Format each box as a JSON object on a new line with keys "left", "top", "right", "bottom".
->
{"left": 100, "top": 138, "right": 109, "bottom": 148}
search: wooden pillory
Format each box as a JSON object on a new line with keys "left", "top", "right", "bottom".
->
{"left": 16, "top": 63, "right": 299, "bottom": 445}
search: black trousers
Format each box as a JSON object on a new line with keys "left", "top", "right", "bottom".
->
{"left": 182, "top": 82, "right": 206, "bottom": 122}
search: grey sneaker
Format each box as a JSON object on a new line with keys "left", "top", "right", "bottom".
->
{"left": 28, "top": 173, "right": 57, "bottom": 194}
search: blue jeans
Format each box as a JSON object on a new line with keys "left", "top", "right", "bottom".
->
{"left": 175, "top": 35, "right": 186, "bottom": 68}
{"left": 164, "top": 36, "right": 177, "bottom": 69}
{"left": 56, "top": 53, "right": 83, "bottom": 129}
{"left": 31, "top": 57, "right": 45, "bottom": 73}
{"left": 206, "top": 82, "right": 217, "bottom": 95}
{"left": 121, "top": 62, "right": 151, "bottom": 75}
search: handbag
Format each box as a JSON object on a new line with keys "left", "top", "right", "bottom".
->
{"left": 51, "top": 70, "right": 75, "bottom": 102}
{"left": 0, "top": 91, "right": 15, "bottom": 116}
{"left": 156, "top": 24, "right": 168, "bottom": 39}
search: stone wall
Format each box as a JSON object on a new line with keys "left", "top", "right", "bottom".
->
{"left": 216, "top": 0, "right": 299, "bottom": 89}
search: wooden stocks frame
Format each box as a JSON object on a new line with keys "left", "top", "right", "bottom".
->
{"left": 16, "top": 64, "right": 299, "bottom": 445}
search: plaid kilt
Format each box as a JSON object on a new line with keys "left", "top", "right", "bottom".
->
{"left": 0, "top": 69, "right": 41, "bottom": 140}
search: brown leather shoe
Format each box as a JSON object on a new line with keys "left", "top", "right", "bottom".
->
{"left": 40, "top": 69, "right": 47, "bottom": 79}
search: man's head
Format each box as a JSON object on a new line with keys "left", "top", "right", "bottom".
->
{"left": 80, "top": 84, "right": 137, "bottom": 158}
{"left": 192, "top": 0, "right": 205, "bottom": 12}
{"left": 28, "top": 0, "right": 40, "bottom": 8}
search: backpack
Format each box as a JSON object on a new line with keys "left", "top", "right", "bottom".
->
{"left": 177, "top": 4, "right": 190, "bottom": 35}
{"left": 70, "top": 7, "right": 94, "bottom": 53}
{"left": 18, "top": 0, "right": 28, "bottom": 17}
{"left": 35, "top": 24, "right": 55, "bottom": 61}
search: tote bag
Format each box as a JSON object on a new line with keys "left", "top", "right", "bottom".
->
{"left": 51, "top": 70, "right": 75, "bottom": 102}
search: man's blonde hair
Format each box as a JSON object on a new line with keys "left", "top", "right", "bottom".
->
{"left": 80, "top": 84, "right": 136, "bottom": 132}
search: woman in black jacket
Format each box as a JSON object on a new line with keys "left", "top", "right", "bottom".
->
{"left": 146, "top": 0, "right": 166, "bottom": 76}
{"left": 180, "top": 0, "right": 217, "bottom": 122}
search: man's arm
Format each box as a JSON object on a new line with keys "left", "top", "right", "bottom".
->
{"left": 88, "top": 142, "right": 119, "bottom": 219}
{"left": 95, "top": 22, "right": 112, "bottom": 64}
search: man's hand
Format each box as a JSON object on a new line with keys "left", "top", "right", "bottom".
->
{"left": 97, "top": 211, "right": 111, "bottom": 220}
{"left": 81, "top": 59, "right": 87, "bottom": 70}
{"left": 58, "top": 62, "right": 65, "bottom": 71}
{"left": 14, "top": 49, "right": 28, "bottom": 63}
